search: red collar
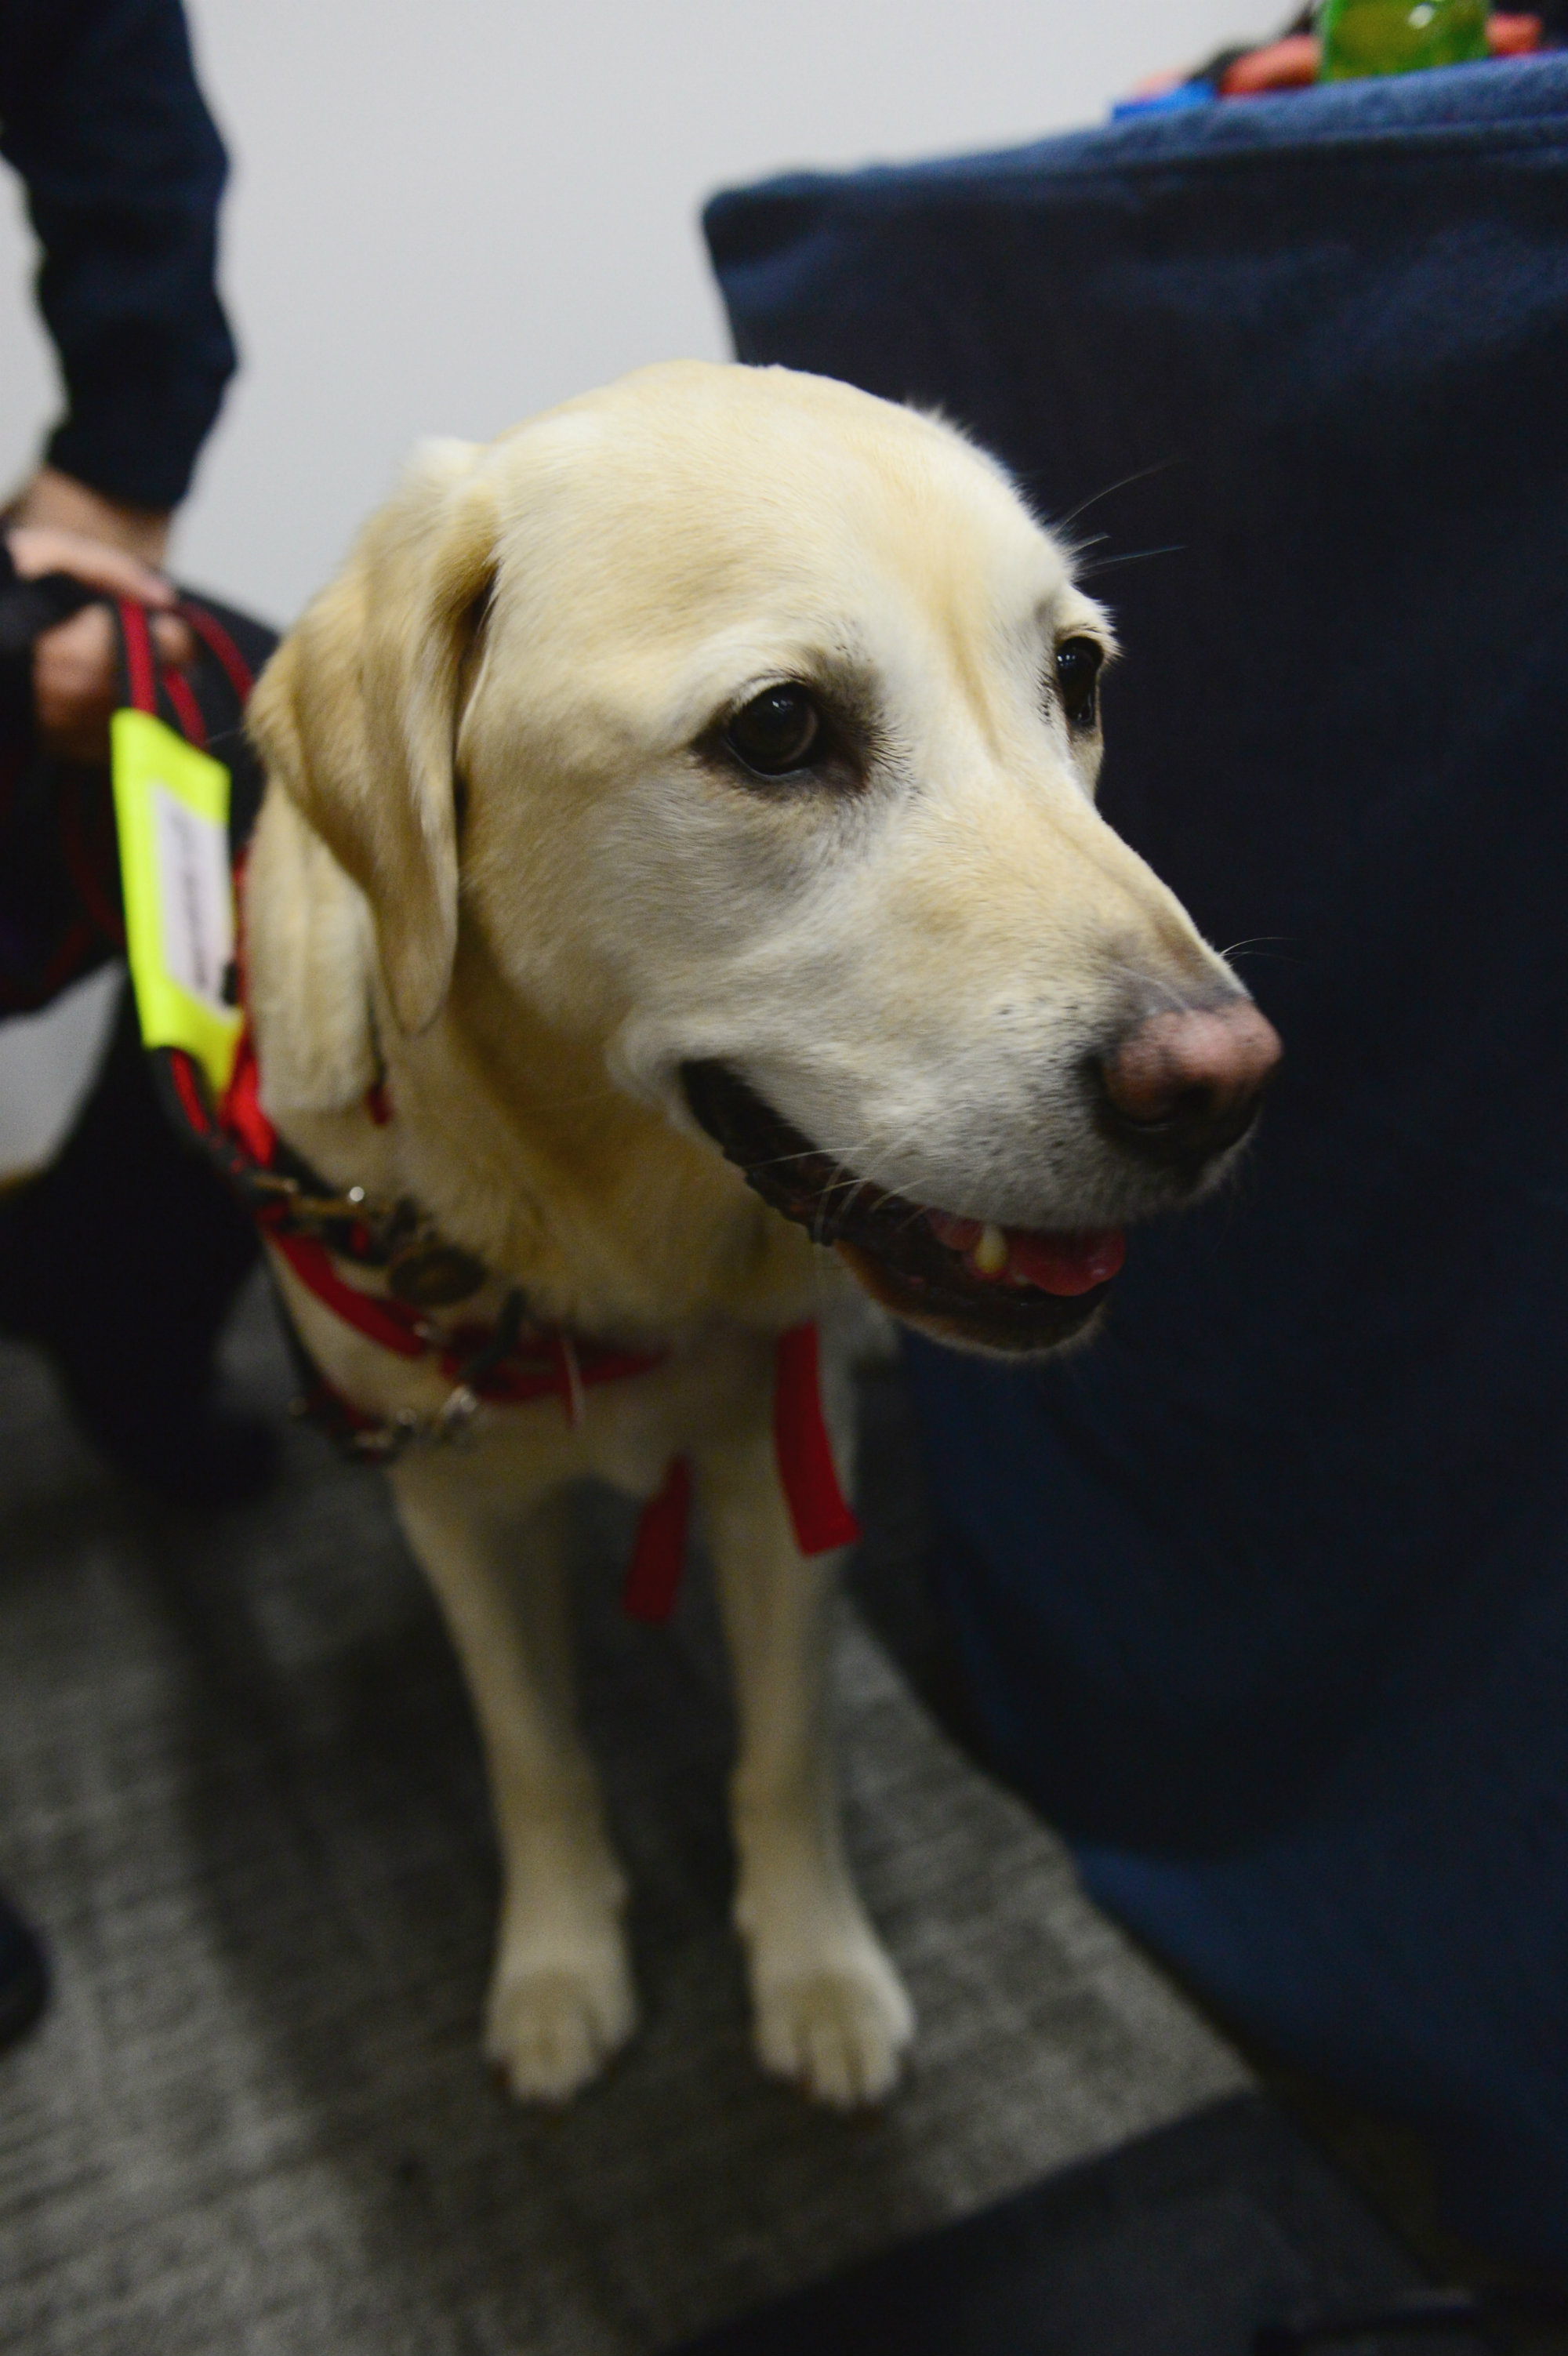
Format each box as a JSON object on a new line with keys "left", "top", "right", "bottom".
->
{"left": 160, "top": 1027, "right": 859, "bottom": 1621}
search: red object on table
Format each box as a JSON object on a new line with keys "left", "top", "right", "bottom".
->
{"left": 1206, "top": 13, "right": 1541, "bottom": 103}
{"left": 1221, "top": 34, "right": 1321, "bottom": 93}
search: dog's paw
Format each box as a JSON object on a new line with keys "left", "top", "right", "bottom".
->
{"left": 485, "top": 1946, "right": 638, "bottom": 2104}
{"left": 752, "top": 1944, "right": 914, "bottom": 2109}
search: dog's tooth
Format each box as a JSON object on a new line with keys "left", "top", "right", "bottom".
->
{"left": 973, "top": 1222, "right": 1008, "bottom": 1277}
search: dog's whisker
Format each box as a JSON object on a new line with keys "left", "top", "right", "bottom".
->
{"left": 743, "top": 1142, "right": 874, "bottom": 1176}
{"left": 811, "top": 1165, "right": 858, "bottom": 1246}
{"left": 836, "top": 1178, "right": 879, "bottom": 1229}
{"left": 1049, "top": 456, "right": 1181, "bottom": 535}
{"left": 1074, "top": 543, "right": 1185, "bottom": 576}
{"left": 1218, "top": 935, "right": 1300, "bottom": 965}
{"left": 1139, "top": 971, "right": 1196, "bottom": 1019}
{"left": 739, "top": 1148, "right": 841, "bottom": 1174}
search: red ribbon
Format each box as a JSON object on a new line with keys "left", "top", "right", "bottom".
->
{"left": 621, "top": 1456, "right": 693, "bottom": 1623}
{"left": 619, "top": 1321, "right": 860, "bottom": 1625}
{"left": 773, "top": 1320, "right": 862, "bottom": 1556}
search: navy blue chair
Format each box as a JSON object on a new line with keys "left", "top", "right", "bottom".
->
{"left": 707, "top": 59, "right": 1568, "bottom": 2266}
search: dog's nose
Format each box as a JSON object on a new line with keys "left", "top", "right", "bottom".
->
{"left": 1095, "top": 999, "right": 1282, "bottom": 1167}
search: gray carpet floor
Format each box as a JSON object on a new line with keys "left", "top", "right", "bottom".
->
{"left": 0, "top": 1281, "right": 1247, "bottom": 2356}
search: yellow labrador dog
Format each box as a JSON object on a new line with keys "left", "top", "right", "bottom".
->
{"left": 241, "top": 361, "right": 1278, "bottom": 2109}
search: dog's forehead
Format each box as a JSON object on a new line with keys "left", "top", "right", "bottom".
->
{"left": 482, "top": 365, "right": 1069, "bottom": 640}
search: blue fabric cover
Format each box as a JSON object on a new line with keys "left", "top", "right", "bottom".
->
{"left": 706, "top": 60, "right": 1568, "bottom": 2266}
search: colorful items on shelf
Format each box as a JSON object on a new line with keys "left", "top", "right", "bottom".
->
{"left": 1113, "top": 6, "right": 1542, "bottom": 115}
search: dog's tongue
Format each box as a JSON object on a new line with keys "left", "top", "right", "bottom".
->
{"left": 1005, "top": 1228, "right": 1125, "bottom": 1294}
{"left": 928, "top": 1214, "right": 1125, "bottom": 1296}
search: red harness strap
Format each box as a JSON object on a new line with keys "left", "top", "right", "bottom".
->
{"left": 118, "top": 597, "right": 252, "bottom": 739}
{"left": 118, "top": 597, "right": 158, "bottom": 713}
{"left": 622, "top": 1458, "right": 694, "bottom": 1622}
{"left": 619, "top": 1329, "right": 859, "bottom": 1625}
{"left": 176, "top": 597, "right": 256, "bottom": 706}
{"left": 774, "top": 1322, "right": 862, "bottom": 1555}
{"left": 213, "top": 1026, "right": 859, "bottom": 1623}
{"left": 619, "top": 1332, "right": 862, "bottom": 1619}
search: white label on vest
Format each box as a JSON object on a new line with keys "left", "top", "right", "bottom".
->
{"left": 152, "top": 783, "right": 234, "bottom": 1011}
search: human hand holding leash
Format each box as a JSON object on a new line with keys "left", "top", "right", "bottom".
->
{"left": 6, "top": 470, "right": 196, "bottom": 761}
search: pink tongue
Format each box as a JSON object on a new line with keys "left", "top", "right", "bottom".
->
{"left": 1007, "top": 1229, "right": 1125, "bottom": 1295}
{"left": 927, "top": 1214, "right": 1126, "bottom": 1298}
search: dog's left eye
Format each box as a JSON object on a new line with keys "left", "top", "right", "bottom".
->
{"left": 1054, "top": 637, "right": 1104, "bottom": 731}
{"left": 724, "top": 684, "right": 823, "bottom": 778}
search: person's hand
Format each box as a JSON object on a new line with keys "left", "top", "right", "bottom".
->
{"left": 6, "top": 483, "right": 195, "bottom": 763}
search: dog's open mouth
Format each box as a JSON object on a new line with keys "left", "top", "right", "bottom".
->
{"left": 681, "top": 1060, "right": 1123, "bottom": 1353}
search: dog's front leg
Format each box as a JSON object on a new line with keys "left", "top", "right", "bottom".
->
{"left": 696, "top": 1427, "right": 914, "bottom": 2107}
{"left": 390, "top": 1461, "right": 636, "bottom": 2100}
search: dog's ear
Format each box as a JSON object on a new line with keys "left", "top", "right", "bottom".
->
{"left": 243, "top": 782, "right": 381, "bottom": 1116}
{"left": 248, "top": 440, "right": 496, "bottom": 1035}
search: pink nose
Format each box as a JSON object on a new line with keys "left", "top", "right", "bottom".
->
{"left": 1098, "top": 999, "right": 1282, "bottom": 1164}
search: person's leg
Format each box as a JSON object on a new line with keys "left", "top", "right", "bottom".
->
{"left": 0, "top": 977, "right": 274, "bottom": 1504}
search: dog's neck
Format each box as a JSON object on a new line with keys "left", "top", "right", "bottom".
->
{"left": 268, "top": 936, "right": 826, "bottom": 1349}
{"left": 408, "top": 930, "right": 829, "bottom": 1334}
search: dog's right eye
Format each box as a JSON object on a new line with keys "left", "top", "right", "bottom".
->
{"left": 724, "top": 685, "right": 823, "bottom": 779}
{"left": 1054, "top": 637, "right": 1104, "bottom": 731}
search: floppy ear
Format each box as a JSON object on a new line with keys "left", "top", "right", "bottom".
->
{"left": 243, "top": 782, "right": 380, "bottom": 1116}
{"left": 247, "top": 440, "right": 496, "bottom": 1035}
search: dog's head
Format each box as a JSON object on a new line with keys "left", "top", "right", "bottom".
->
{"left": 249, "top": 361, "right": 1278, "bottom": 1353}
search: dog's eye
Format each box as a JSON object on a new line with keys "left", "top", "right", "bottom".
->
{"left": 1054, "top": 637, "right": 1103, "bottom": 731}
{"left": 724, "top": 684, "right": 823, "bottom": 778}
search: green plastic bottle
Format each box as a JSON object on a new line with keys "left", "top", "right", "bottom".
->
{"left": 1318, "top": 0, "right": 1490, "bottom": 78}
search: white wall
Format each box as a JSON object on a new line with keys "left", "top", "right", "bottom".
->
{"left": 3, "top": 0, "right": 1259, "bottom": 622}
{"left": 0, "top": 0, "right": 1261, "bottom": 1160}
